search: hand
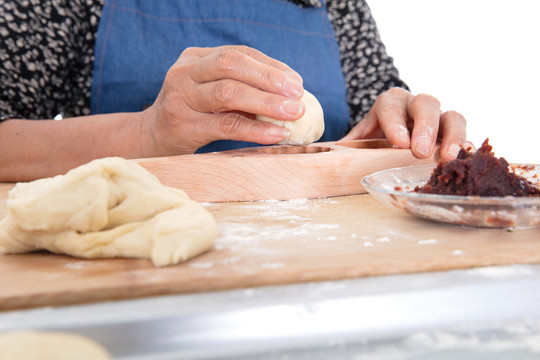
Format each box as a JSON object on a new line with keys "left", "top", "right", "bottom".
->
{"left": 139, "top": 45, "right": 305, "bottom": 156}
{"left": 341, "top": 87, "right": 467, "bottom": 161}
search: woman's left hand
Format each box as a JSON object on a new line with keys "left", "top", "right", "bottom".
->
{"left": 341, "top": 87, "right": 467, "bottom": 161}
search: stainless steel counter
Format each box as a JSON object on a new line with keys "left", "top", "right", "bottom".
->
{"left": 2, "top": 264, "right": 540, "bottom": 359}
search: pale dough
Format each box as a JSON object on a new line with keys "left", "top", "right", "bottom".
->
{"left": 0, "top": 331, "right": 111, "bottom": 360}
{"left": 0, "top": 157, "right": 217, "bottom": 267}
{"left": 257, "top": 89, "right": 325, "bottom": 145}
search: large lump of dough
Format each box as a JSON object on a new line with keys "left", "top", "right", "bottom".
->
{"left": 0, "top": 157, "right": 217, "bottom": 267}
{"left": 257, "top": 89, "right": 324, "bottom": 145}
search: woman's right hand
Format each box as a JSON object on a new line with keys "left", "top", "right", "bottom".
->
{"left": 138, "top": 45, "right": 305, "bottom": 157}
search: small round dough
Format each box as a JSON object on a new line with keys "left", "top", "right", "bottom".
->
{"left": 257, "top": 89, "right": 324, "bottom": 145}
{"left": 0, "top": 331, "right": 111, "bottom": 360}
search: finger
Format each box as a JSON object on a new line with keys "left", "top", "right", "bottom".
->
{"left": 189, "top": 46, "right": 303, "bottom": 99}
{"left": 194, "top": 112, "right": 291, "bottom": 145}
{"left": 407, "top": 94, "right": 441, "bottom": 158}
{"left": 186, "top": 45, "right": 300, "bottom": 75}
{"left": 340, "top": 110, "right": 385, "bottom": 141}
{"left": 370, "top": 88, "right": 411, "bottom": 148}
{"left": 438, "top": 110, "right": 467, "bottom": 161}
{"left": 191, "top": 79, "right": 305, "bottom": 120}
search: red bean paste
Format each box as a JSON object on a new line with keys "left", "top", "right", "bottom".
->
{"left": 415, "top": 139, "right": 540, "bottom": 197}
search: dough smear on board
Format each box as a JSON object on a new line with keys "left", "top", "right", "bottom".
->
{"left": 0, "top": 330, "right": 111, "bottom": 360}
{"left": 0, "top": 157, "right": 217, "bottom": 267}
{"left": 257, "top": 89, "right": 324, "bottom": 145}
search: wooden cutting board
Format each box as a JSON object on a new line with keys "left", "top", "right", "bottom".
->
{"left": 135, "top": 139, "right": 439, "bottom": 202}
{"left": 1, "top": 182, "right": 540, "bottom": 311}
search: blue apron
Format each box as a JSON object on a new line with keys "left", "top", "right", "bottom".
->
{"left": 91, "top": 0, "right": 349, "bottom": 152}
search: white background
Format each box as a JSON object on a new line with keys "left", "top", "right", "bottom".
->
{"left": 368, "top": 1, "right": 540, "bottom": 163}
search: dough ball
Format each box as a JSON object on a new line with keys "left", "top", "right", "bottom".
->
{"left": 0, "top": 331, "right": 111, "bottom": 360}
{"left": 0, "top": 157, "right": 217, "bottom": 267}
{"left": 257, "top": 89, "right": 324, "bottom": 145}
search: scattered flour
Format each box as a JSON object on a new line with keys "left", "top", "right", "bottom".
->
{"left": 317, "top": 235, "right": 337, "bottom": 242}
{"left": 260, "top": 262, "right": 285, "bottom": 269}
{"left": 189, "top": 262, "right": 214, "bottom": 269}
{"left": 64, "top": 262, "right": 85, "bottom": 270}
{"left": 221, "top": 256, "right": 242, "bottom": 266}
{"left": 418, "top": 239, "right": 438, "bottom": 245}
{"left": 467, "top": 265, "right": 535, "bottom": 278}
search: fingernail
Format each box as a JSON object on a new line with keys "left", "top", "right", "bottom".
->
{"left": 397, "top": 124, "right": 410, "bottom": 145}
{"left": 266, "top": 126, "right": 290, "bottom": 139}
{"left": 282, "top": 100, "right": 304, "bottom": 116}
{"left": 283, "top": 79, "right": 303, "bottom": 98}
{"left": 286, "top": 71, "right": 303, "bottom": 84}
{"left": 416, "top": 135, "right": 432, "bottom": 156}
{"left": 447, "top": 143, "right": 461, "bottom": 158}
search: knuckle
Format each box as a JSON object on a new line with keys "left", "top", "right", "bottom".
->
{"left": 380, "top": 104, "right": 407, "bottom": 119}
{"left": 180, "top": 47, "right": 197, "bottom": 57}
{"left": 220, "top": 44, "right": 253, "bottom": 57}
{"left": 444, "top": 110, "right": 467, "bottom": 124}
{"left": 260, "top": 67, "right": 281, "bottom": 85}
{"left": 441, "top": 110, "right": 467, "bottom": 129}
{"left": 412, "top": 93, "right": 441, "bottom": 108}
{"left": 212, "top": 80, "right": 240, "bottom": 105}
{"left": 163, "top": 64, "right": 184, "bottom": 87}
{"left": 385, "top": 87, "right": 408, "bottom": 97}
{"left": 215, "top": 49, "right": 241, "bottom": 72}
{"left": 234, "top": 44, "right": 251, "bottom": 54}
{"left": 376, "top": 88, "right": 406, "bottom": 106}
{"left": 241, "top": 45, "right": 260, "bottom": 59}
{"left": 218, "top": 113, "right": 244, "bottom": 137}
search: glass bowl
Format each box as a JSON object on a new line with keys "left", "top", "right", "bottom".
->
{"left": 361, "top": 164, "right": 540, "bottom": 228}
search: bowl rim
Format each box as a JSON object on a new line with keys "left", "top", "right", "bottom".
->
{"left": 361, "top": 163, "right": 540, "bottom": 205}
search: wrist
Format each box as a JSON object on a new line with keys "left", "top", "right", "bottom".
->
{"left": 129, "top": 107, "right": 160, "bottom": 159}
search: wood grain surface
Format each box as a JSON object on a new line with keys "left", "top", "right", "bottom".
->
{"left": 1, "top": 182, "right": 539, "bottom": 311}
{"left": 135, "top": 140, "right": 439, "bottom": 202}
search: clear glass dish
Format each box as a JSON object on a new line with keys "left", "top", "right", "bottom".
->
{"left": 361, "top": 164, "right": 540, "bottom": 228}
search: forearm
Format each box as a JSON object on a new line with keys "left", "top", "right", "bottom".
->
{"left": 0, "top": 112, "right": 146, "bottom": 182}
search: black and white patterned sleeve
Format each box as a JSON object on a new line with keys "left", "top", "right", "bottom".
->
{"left": 0, "top": 0, "right": 102, "bottom": 121}
{"left": 326, "top": 0, "right": 410, "bottom": 130}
